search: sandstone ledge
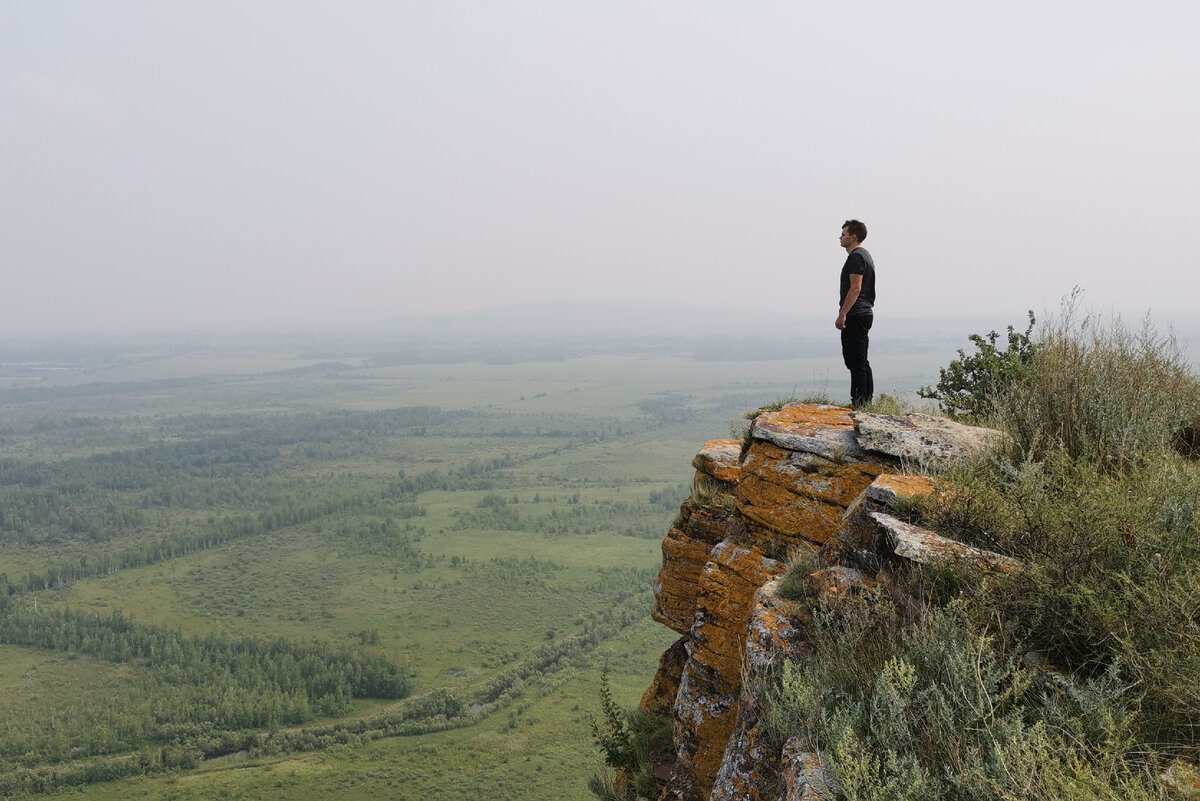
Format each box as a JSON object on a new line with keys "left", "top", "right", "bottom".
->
{"left": 643, "top": 405, "right": 1011, "bottom": 801}
{"left": 693, "top": 439, "right": 744, "bottom": 483}
{"left": 870, "top": 511, "right": 1021, "bottom": 572}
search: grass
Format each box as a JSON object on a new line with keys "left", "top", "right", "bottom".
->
{"left": 765, "top": 306, "right": 1200, "bottom": 800}
{"left": 1000, "top": 302, "right": 1200, "bottom": 471}
{"left": 851, "top": 392, "right": 912, "bottom": 416}
{"left": 774, "top": 548, "right": 819, "bottom": 602}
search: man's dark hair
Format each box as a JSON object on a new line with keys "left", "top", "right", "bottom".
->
{"left": 842, "top": 219, "right": 868, "bottom": 242}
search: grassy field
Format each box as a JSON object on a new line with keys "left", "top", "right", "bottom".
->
{"left": 1, "top": 338, "right": 856, "bottom": 799}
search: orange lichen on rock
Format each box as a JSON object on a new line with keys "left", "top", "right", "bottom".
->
{"left": 709, "top": 709, "right": 778, "bottom": 801}
{"left": 653, "top": 527, "right": 719, "bottom": 634}
{"left": 873, "top": 473, "right": 934, "bottom": 498}
{"left": 711, "top": 582, "right": 821, "bottom": 801}
{"left": 689, "top": 543, "right": 784, "bottom": 687}
{"left": 735, "top": 474, "right": 850, "bottom": 546}
{"left": 666, "top": 542, "right": 784, "bottom": 799}
{"left": 732, "top": 420, "right": 889, "bottom": 548}
{"left": 866, "top": 473, "right": 936, "bottom": 506}
{"left": 745, "top": 581, "right": 812, "bottom": 670}
{"left": 757, "top": 404, "right": 855, "bottom": 433}
{"left": 740, "top": 440, "right": 884, "bottom": 512}
{"left": 694, "top": 439, "right": 744, "bottom": 483}
{"left": 781, "top": 739, "right": 837, "bottom": 800}
{"left": 673, "top": 667, "right": 741, "bottom": 801}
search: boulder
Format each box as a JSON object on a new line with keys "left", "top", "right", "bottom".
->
{"left": 853, "top": 411, "right": 1003, "bottom": 466}
{"left": 693, "top": 438, "right": 744, "bottom": 484}
{"left": 870, "top": 511, "right": 1021, "bottom": 572}
{"left": 750, "top": 404, "right": 864, "bottom": 462}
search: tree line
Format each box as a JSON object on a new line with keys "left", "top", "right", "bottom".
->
{"left": 0, "top": 606, "right": 409, "bottom": 759}
{"left": 0, "top": 489, "right": 373, "bottom": 601}
{"left": 0, "top": 570, "right": 657, "bottom": 796}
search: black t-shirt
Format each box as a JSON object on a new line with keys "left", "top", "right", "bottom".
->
{"left": 839, "top": 247, "right": 876, "bottom": 315}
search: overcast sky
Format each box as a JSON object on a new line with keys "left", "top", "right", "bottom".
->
{"left": 3, "top": 1, "right": 1198, "bottom": 336}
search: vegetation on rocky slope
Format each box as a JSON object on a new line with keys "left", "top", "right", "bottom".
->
{"left": 767, "top": 304, "right": 1200, "bottom": 799}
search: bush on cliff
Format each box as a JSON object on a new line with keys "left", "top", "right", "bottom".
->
{"left": 918, "top": 310, "right": 1036, "bottom": 421}
{"left": 589, "top": 668, "right": 673, "bottom": 801}
{"left": 928, "top": 449, "right": 1200, "bottom": 753}
{"left": 1000, "top": 302, "right": 1200, "bottom": 471}
{"left": 925, "top": 293, "right": 1200, "bottom": 471}
{"left": 768, "top": 305, "right": 1200, "bottom": 799}
{"left": 769, "top": 598, "right": 1158, "bottom": 801}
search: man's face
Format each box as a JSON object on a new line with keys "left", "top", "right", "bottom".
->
{"left": 840, "top": 228, "right": 855, "bottom": 248}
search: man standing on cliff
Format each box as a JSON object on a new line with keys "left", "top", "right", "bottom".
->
{"left": 835, "top": 219, "right": 875, "bottom": 407}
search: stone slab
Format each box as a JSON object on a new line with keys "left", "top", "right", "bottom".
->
{"left": 870, "top": 511, "right": 1021, "bottom": 572}
{"left": 854, "top": 412, "right": 1003, "bottom": 466}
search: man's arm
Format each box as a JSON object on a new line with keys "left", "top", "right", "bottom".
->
{"left": 836, "top": 274, "right": 863, "bottom": 330}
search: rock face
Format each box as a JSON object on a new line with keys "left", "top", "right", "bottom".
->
{"left": 641, "top": 404, "right": 1006, "bottom": 801}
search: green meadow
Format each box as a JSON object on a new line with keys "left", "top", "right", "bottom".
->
{"left": 0, "top": 338, "right": 849, "bottom": 799}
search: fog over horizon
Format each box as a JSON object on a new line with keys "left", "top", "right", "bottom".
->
{"left": 4, "top": 2, "right": 1198, "bottom": 338}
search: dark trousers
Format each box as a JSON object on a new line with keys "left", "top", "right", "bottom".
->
{"left": 841, "top": 314, "right": 874, "bottom": 406}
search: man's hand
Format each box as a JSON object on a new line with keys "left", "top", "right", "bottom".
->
{"left": 837, "top": 274, "right": 862, "bottom": 331}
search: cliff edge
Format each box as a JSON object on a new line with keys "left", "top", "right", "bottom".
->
{"left": 638, "top": 403, "right": 1004, "bottom": 801}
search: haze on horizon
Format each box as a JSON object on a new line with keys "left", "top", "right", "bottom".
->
{"left": 3, "top": 1, "right": 1198, "bottom": 337}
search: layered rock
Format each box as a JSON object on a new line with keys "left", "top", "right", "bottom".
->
{"left": 693, "top": 439, "right": 744, "bottom": 485}
{"left": 642, "top": 404, "right": 1005, "bottom": 801}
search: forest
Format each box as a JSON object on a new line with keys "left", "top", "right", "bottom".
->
{"left": 0, "top": 336, "right": 837, "bottom": 800}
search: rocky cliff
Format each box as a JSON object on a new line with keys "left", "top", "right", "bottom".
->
{"left": 637, "top": 403, "right": 1004, "bottom": 801}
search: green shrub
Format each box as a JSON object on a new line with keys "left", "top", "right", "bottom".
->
{"left": 922, "top": 448, "right": 1200, "bottom": 746}
{"left": 767, "top": 600, "right": 1159, "bottom": 800}
{"left": 588, "top": 668, "right": 673, "bottom": 801}
{"left": 918, "top": 310, "right": 1036, "bottom": 421}
{"left": 999, "top": 302, "right": 1200, "bottom": 471}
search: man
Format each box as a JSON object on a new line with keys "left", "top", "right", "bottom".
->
{"left": 835, "top": 219, "right": 875, "bottom": 407}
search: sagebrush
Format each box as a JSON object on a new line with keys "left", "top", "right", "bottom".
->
{"left": 768, "top": 301, "right": 1200, "bottom": 798}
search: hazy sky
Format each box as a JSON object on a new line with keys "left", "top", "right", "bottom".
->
{"left": 3, "top": 1, "right": 1198, "bottom": 335}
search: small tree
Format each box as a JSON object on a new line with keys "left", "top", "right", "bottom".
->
{"left": 918, "top": 311, "right": 1036, "bottom": 420}
{"left": 590, "top": 667, "right": 632, "bottom": 769}
{"left": 589, "top": 667, "right": 674, "bottom": 801}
